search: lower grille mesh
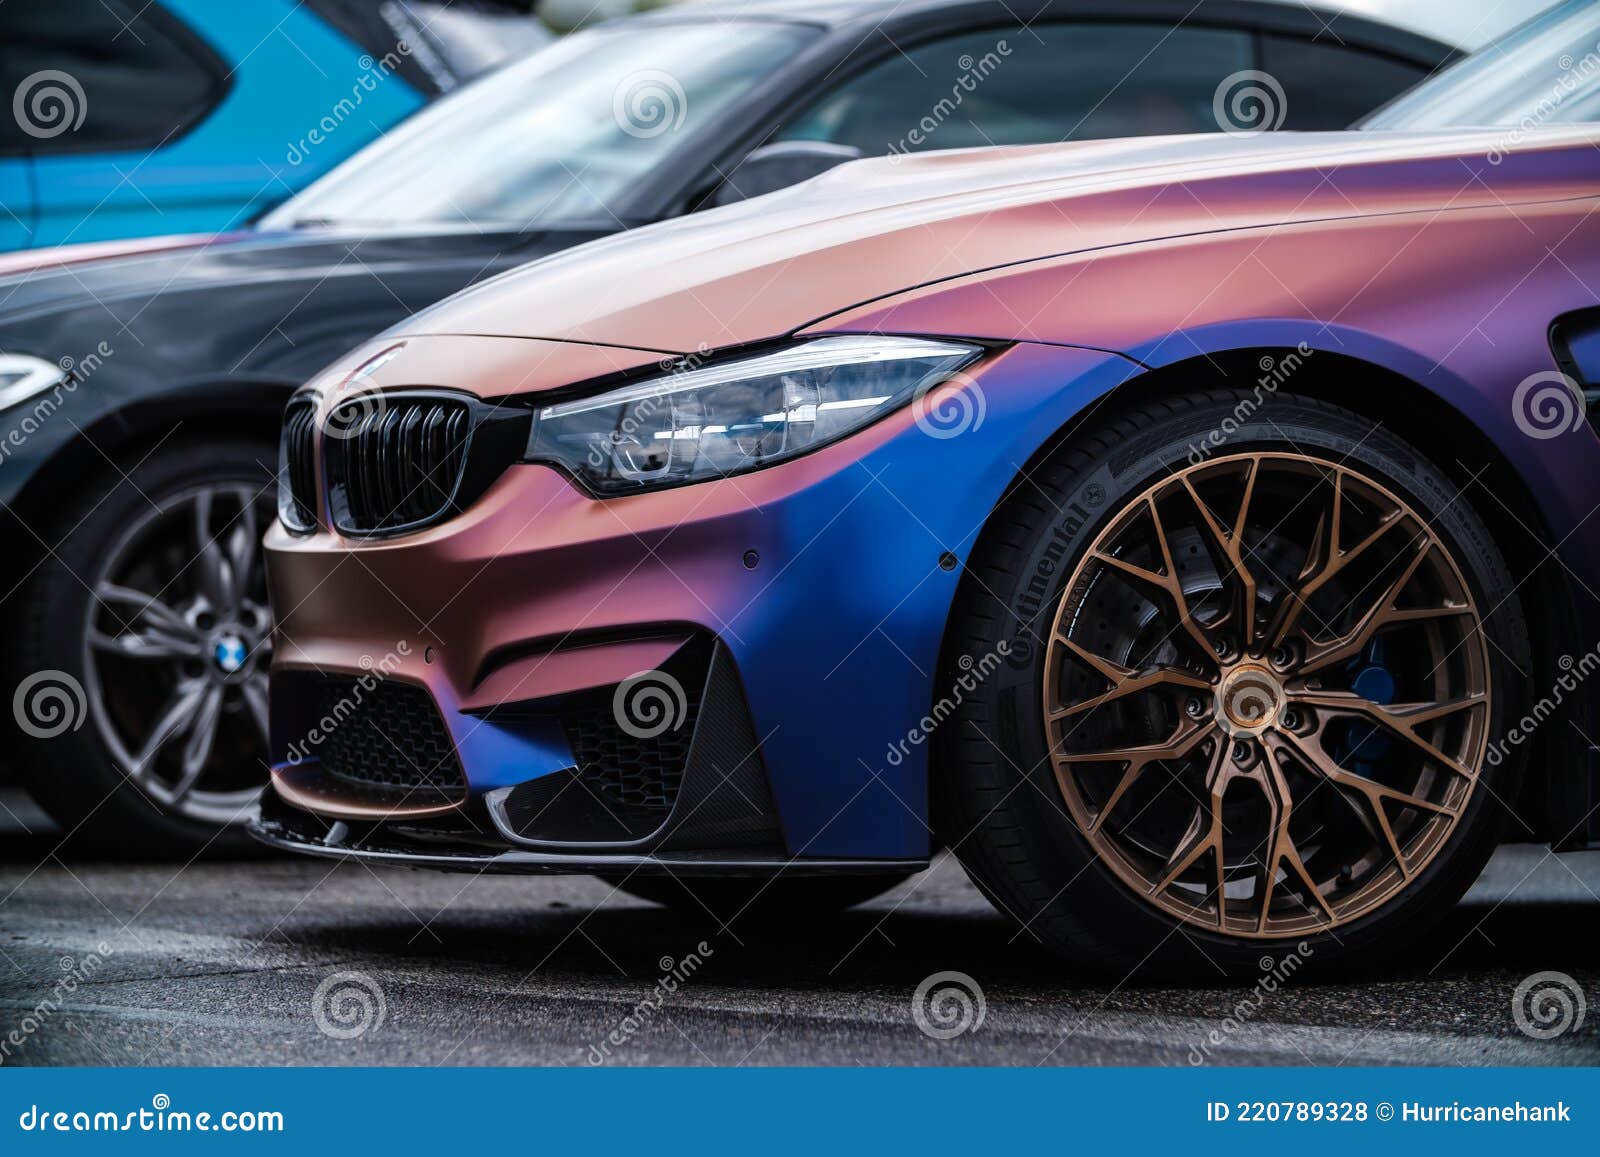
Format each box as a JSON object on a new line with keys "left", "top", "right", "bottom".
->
{"left": 562, "top": 684, "right": 701, "bottom": 815}
{"left": 314, "top": 678, "right": 465, "bottom": 797}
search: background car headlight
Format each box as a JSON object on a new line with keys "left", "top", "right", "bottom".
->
{"left": 525, "top": 335, "right": 983, "bottom": 493}
{"left": 0, "top": 354, "right": 68, "bottom": 411}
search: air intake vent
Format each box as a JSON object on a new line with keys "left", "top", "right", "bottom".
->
{"left": 278, "top": 397, "right": 318, "bottom": 533}
{"left": 314, "top": 676, "right": 466, "bottom": 798}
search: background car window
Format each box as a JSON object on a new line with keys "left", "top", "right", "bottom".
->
{"left": 1261, "top": 35, "right": 1433, "bottom": 129}
{"left": 0, "top": 0, "right": 226, "bottom": 156}
{"left": 775, "top": 22, "right": 1254, "bottom": 155}
{"left": 1364, "top": 0, "right": 1600, "bottom": 129}
{"left": 265, "top": 20, "right": 818, "bottom": 230}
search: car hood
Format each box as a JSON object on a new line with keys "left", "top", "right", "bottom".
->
{"left": 399, "top": 128, "right": 1600, "bottom": 357}
{"left": 0, "top": 226, "right": 576, "bottom": 329}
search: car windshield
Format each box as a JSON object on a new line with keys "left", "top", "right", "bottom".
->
{"left": 1363, "top": 0, "right": 1600, "bottom": 129}
{"left": 261, "top": 19, "right": 817, "bottom": 230}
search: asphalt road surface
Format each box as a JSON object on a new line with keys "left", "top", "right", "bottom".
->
{"left": 1, "top": 790, "right": 1597, "bottom": 1067}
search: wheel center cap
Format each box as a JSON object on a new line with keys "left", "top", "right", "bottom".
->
{"left": 1215, "top": 663, "right": 1283, "bottom": 736}
{"left": 212, "top": 635, "right": 248, "bottom": 675}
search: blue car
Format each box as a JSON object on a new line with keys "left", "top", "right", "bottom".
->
{"left": 0, "top": 0, "right": 549, "bottom": 250}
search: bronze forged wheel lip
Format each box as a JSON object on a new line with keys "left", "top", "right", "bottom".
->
{"left": 1043, "top": 452, "right": 1490, "bottom": 939}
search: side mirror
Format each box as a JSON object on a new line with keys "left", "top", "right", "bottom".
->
{"left": 710, "top": 141, "right": 865, "bottom": 207}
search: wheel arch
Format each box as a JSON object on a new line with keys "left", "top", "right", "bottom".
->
{"left": 937, "top": 344, "right": 1587, "bottom": 849}
{"left": 0, "top": 380, "right": 291, "bottom": 628}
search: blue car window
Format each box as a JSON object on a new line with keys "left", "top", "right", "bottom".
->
{"left": 0, "top": 0, "right": 227, "bottom": 156}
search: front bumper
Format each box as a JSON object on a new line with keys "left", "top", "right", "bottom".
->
{"left": 256, "top": 337, "right": 1138, "bottom": 863}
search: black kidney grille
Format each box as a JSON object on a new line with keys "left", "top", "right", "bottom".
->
{"left": 315, "top": 677, "right": 465, "bottom": 797}
{"left": 330, "top": 397, "right": 472, "bottom": 532}
{"left": 278, "top": 399, "right": 318, "bottom": 533}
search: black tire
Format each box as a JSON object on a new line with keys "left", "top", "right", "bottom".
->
{"left": 605, "top": 873, "right": 914, "bottom": 921}
{"left": 936, "top": 390, "right": 1527, "bottom": 980}
{"left": 7, "top": 436, "right": 277, "bottom": 857}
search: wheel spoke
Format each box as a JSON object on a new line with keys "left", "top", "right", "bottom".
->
{"left": 1296, "top": 533, "right": 1471, "bottom": 675}
{"left": 1181, "top": 458, "right": 1259, "bottom": 649}
{"left": 225, "top": 487, "right": 261, "bottom": 587}
{"left": 1151, "top": 741, "right": 1232, "bottom": 902}
{"left": 1054, "top": 718, "right": 1216, "bottom": 833}
{"left": 1091, "top": 497, "right": 1219, "bottom": 662}
{"left": 1270, "top": 469, "right": 1408, "bottom": 648}
{"left": 193, "top": 490, "right": 239, "bottom": 611}
{"left": 1290, "top": 689, "right": 1486, "bottom": 782}
{"left": 1259, "top": 744, "right": 1336, "bottom": 924}
{"left": 128, "top": 682, "right": 207, "bottom": 781}
{"left": 94, "top": 583, "right": 195, "bottom": 638}
{"left": 242, "top": 677, "right": 271, "bottom": 751}
{"left": 169, "top": 685, "right": 225, "bottom": 802}
{"left": 1049, "top": 638, "right": 1211, "bottom": 721}
{"left": 90, "top": 626, "right": 204, "bottom": 661}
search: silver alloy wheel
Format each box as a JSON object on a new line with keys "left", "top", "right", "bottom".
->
{"left": 82, "top": 482, "right": 274, "bottom": 826}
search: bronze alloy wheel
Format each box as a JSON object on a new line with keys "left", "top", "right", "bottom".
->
{"left": 1043, "top": 452, "right": 1490, "bottom": 939}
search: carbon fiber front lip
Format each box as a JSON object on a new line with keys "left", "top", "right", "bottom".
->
{"left": 248, "top": 813, "right": 926, "bottom": 878}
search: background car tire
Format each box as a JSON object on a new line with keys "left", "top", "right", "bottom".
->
{"left": 604, "top": 873, "right": 914, "bottom": 922}
{"left": 936, "top": 389, "right": 1527, "bottom": 980}
{"left": 8, "top": 436, "right": 277, "bottom": 857}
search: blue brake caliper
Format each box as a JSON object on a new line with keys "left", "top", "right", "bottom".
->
{"left": 1332, "top": 636, "right": 1395, "bottom": 771}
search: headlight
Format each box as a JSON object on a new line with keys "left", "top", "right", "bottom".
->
{"left": 0, "top": 354, "right": 67, "bottom": 411}
{"left": 525, "top": 335, "right": 982, "bottom": 493}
